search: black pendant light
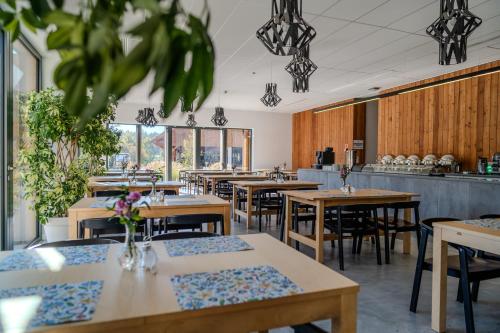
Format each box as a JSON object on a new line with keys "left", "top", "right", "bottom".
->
{"left": 426, "top": 0, "right": 482, "bottom": 65}
{"left": 261, "top": 83, "right": 282, "bottom": 107}
{"left": 136, "top": 107, "right": 158, "bottom": 127}
{"left": 256, "top": 0, "right": 316, "bottom": 56}
{"left": 285, "top": 46, "right": 317, "bottom": 93}
{"left": 185, "top": 113, "right": 197, "bottom": 127}
{"left": 211, "top": 107, "right": 228, "bottom": 127}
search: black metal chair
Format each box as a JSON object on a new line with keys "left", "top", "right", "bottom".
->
{"left": 94, "top": 190, "right": 126, "bottom": 197}
{"left": 152, "top": 231, "right": 218, "bottom": 240}
{"left": 164, "top": 213, "right": 224, "bottom": 234}
{"left": 30, "top": 238, "right": 119, "bottom": 249}
{"left": 214, "top": 180, "right": 233, "bottom": 199}
{"left": 256, "top": 189, "right": 283, "bottom": 232}
{"left": 409, "top": 217, "right": 500, "bottom": 333}
{"left": 329, "top": 204, "right": 382, "bottom": 270}
{"left": 78, "top": 217, "right": 146, "bottom": 242}
{"left": 378, "top": 201, "right": 420, "bottom": 264}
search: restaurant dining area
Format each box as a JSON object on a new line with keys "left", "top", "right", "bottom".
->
{"left": 0, "top": 0, "right": 499, "bottom": 332}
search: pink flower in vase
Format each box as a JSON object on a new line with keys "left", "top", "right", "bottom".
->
{"left": 126, "top": 191, "right": 141, "bottom": 203}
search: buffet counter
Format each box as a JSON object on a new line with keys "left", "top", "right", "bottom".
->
{"left": 298, "top": 169, "right": 500, "bottom": 220}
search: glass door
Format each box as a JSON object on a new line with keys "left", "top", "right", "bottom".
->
{"left": 5, "top": 37, "right": 41, "bottom": 249}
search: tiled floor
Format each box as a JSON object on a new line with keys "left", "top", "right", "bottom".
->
{"left": 231, "top": 216, "right": 500, "bottom": 333}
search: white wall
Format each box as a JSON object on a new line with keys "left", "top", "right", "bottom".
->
{"left": 115, "top": 102, "right": 292, "bottom": 170}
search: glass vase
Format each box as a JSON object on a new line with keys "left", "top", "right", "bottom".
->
{"left": 118, "top": 224, "right": 139, "bottom": 271}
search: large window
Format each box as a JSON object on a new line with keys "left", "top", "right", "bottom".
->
{"left": 141, "top": 126, "right": 166, "bottom": 173}
{"left": 171, "top": 128, "right": 194, "bottom": 180}
{"left": 108, "top": 124, "right": 138, "bottom": 168}
{"left": 226, "top": 129, "right": 251, "bottom": 169}
{"left": 107, "top": 125, "right": 252, "bottom": 180}
{"left": 199, "top": 129, "right": 222, "bottom": 169}
{"left": 5, "top": 37, "right": 41, "bottom": 249}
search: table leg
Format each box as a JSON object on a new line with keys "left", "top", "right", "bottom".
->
{"left": 332, "top": 293, "right": 357, "bottom": 333}
{"left": 403, "top": 207, "right": 411, "bottom": 254}
{"left": 223, "top": 205, "right": 231, "bottom": 235}
{"left": 232, "top": 185, "right": 237, "bottom": 221}
{"left": 175, "top": 187, "right": 180, "bottom": 195}
{"left": 246, "top": 187, "right": 253, "bottom": 228}
{"left": 68, "top": 210, "right": 78, "bottom": 240}
{"left": 432, "top": 226, "right": 448, "bottom": 332}
{"left": 315, "top": 201, "right": 324, "bottom": 262}
{"left": 285, "top": 196, "right": 292, "bottom": 246}
{"left": 203, "top": 178, "right": 208, "bottom": 194}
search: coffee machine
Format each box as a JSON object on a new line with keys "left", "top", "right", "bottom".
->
{"left": 313, "top": 147, "right": 335, "bottom": 169}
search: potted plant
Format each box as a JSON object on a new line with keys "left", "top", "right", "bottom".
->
{"left": 18, "top": 88, "right": 120, "bottom": 242}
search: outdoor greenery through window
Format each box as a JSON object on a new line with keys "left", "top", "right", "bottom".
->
{"left": 109, "top": 125, "right": 252, "bottom": 180}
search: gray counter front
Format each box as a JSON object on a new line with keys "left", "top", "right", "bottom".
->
{"left": 298, "top": 169, "right": 500, "bottom": 220}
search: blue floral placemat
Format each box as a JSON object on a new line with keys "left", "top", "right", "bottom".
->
{"left": 170, "top": 265, "right": 302, "bottom": 310}
{"left": 164, "top": 236, "right": 253, "bottom": 257}
{"left": 0, "top": 245, "right": 110, "bottom": 272}
{"left": 0, "top": 280, "right": 103, "bottom": 330}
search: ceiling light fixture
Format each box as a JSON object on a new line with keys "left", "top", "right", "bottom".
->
{"left": 211, "top": 107, "right": 228, "bottom": 127}
{"left": 136, "top": 107, "right": 158, "bottom": 126}
{"left": 426, "top": 0, "right": 482, "bottom": 65}
{"left": 285, "top": 46, "right": 317, "bottom": 93}
{"left": 261, "top": 83, "right": 282, "bottom": 107}
{"left": 256, "top": 0, "right": 316, "bottom": 56}
{"left": 185, "top": 113, "right": 197, "bottom": 127}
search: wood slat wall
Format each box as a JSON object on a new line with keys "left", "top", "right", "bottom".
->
{"left": 378, "top": 61, "right": 500, "bottom": 171}
{"left": 292, "top": 104, "right": 366, "bottom": 169}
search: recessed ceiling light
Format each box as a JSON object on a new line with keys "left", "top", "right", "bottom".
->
{"left": 369, "top": 87, "right": 381, "bottom": 91}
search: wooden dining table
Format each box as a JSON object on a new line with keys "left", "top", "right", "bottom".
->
{"left": 230, "top": 180, "right": 321, "bottom": 228}
{"left": 0, "top": 234, "right": 359, "bottom": 333}
{"left": 67, "top": 195, "right": 230, "bottom": 239}
{"left": 184, "top": 170, "right": 256, "bottom": 194}
{"left": 87, "top": 181, "right": 184, "bottom": 196}
{"left": 200, "top": 174, "right": 268, "bottom": 195}
{"left": 431, "top": 219, "right": 500, "bottom": 332}
{"left": 281, "top": 188, "right": 418, "bottom": 262}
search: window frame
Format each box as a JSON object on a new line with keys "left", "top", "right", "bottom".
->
{"left": 108, "top": 123, "right": 253, "bottom": 180}
{"left": 1, "top": 33, "right": 42, "bottom": 250}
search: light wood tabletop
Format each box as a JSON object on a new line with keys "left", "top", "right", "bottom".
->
{"left": 281, "top": 188, "right": 418, "bottom": 262}
{"left": 87, "top": 181, "right": 184, "bottom": 196}
{"left": 230, "top": 180, "right": 321, "bottom": 229}
{"left": 0, "top": 234, "right": 359, "bottom": 333}
{"left": 183, "top": 170, "right": 257, "bottom": 194}
{"left": 68, "top": 195, "right": 230, "bottom": 239}
{"left": 89, "top": 175, "right": 152, "bottom": 182}
{"left": 200, "top": 174, "right": 268, "bottom": 195}
{"left": 432, "top": 219, "right": 500, "bottom": 332}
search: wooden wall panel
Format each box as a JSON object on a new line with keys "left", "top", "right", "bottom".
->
{"left": 292, "top": 104, "right": 366, "bottom": 169}
{"left": 377, "top": 61, "right": 500, "bottom": 171}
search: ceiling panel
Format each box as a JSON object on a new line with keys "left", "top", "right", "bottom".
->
{"left": 322, "top": 0, "right": 390, "bottom": 21}
{"left": 357, "top": 0, "right": 434, "bottom": 27}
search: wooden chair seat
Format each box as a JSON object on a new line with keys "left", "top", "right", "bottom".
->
{"left": 423, "top": 255, "right": 500, "bottom": 277}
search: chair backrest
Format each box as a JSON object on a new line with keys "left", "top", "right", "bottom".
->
{"left": 94, "top": 190, "right": 126, "bottom": 197}
{"left": 336, "top": 203, "right": 380, "bottom": 221}
{"left": 166, "top": 214, "right": 223, "bottom": 225}
{"left": 31, "top": 238, "right": 119, "bottom": 248}
{"left": 152, "top": 231, "right": 218, "bottom": 240}
{"left": 421, "top": 217, "right": 461, "bottom": 234}
{"left": 480, "top": 214, "right": 500, "bottom": 219}
{"left": 164, "top": 190, "right": 178, "bottom": 196}
{"left": 79, "top": 217, "right": 125, "bottom": 238}
{"left": 385, "top": 200, "right": 420, "bottom": 223}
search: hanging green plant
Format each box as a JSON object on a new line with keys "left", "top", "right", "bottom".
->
{"left": 0, "top": 0, "right": 215, "bottom": 126}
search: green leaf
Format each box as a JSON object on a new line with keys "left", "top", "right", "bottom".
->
{"left": 132, "top": 0, "right": 160, "bottom": 11}
{"left": 29, "top": 0, "right": 51, "bottom": 18}
{"left": 21, "top": 8, "right": 47, "bottom": 30}
{"left": 43, "top": 10, "right": 77, "bottom": 27}
{"left": 47, "top": 26, "right": 74, "bottom": 49}
{"left": 161, "top": 54, "right": 186, "bottom": 117}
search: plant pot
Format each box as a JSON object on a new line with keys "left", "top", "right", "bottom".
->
{"left": 44, "top": 217, "right": 69, "bottom": 243}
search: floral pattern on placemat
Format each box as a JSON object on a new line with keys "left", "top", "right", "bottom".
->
{"left": 461, "top": 218, "right": 500, "bottom": 230}
{"left": 0, "top": 280, "right": 103, "bottom": 330}
{"left": 164, "top": 236, "right": 253, "bottom": 257}
{"left": 170, "top": 265, "right": 302, "bottom": 310}
{"left": 0, "top": 245, "right": 110, "bottom": 272}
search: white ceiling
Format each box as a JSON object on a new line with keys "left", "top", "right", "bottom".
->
{"left": 120, "top": 0, "right": 500, "bottom": 113}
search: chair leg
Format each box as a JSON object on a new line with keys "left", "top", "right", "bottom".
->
{"left": 471, "top": 281, "right": 480, "bottom": 302}
{"left": 337, "top": 209, "right": 344, "bottom": 271}
{"left": 356, "top": 233, "right": 363, "bottom": 254}
{"left": 390, "top": 232, "right": 397, "bottom": 250}
{"left": 457, "top": 279, "right": 463, "bottom": 303}
{"left": 374, "top": 229, "right": 382, "bottom": 265}
{"left": 351, "top": 235, "right": 357, "bottom": 254}
{"left": 383, "top": 208, "right": 390, "bottom": 264}
{"left": 294, "top": 204, "right": 300, "bottom": 251}
{"left": 458, "top": 247, "right": 475, "bottom": 333}
{"left": 409, "top": 230, "right": 428, "bottom": 312}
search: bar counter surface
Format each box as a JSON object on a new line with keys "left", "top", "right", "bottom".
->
{"left": 298, "top": 169, "right": 500, "bottom": 220}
